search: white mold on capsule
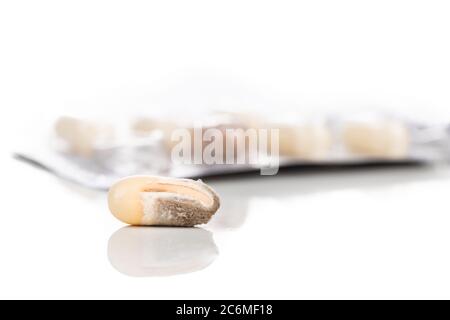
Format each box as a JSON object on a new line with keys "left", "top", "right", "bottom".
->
{"left": 108, "top": 175, "right": 221, "bottom": 226}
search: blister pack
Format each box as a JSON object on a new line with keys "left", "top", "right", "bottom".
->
{"left": 15, "top": 111, "right": 450, "bottom": 190}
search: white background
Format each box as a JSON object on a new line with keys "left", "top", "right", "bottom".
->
{"left": 1, "top": 0, "right": 450, "bottom": 299}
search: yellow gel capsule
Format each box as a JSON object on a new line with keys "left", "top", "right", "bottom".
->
{"left": 343, "top": 121, "right": 410, "bottom": 159}
{"left": 108, "top": 176, "right": 220, "bottom": 226}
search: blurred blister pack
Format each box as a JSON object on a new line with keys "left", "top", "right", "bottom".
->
{"left": 15, "top": 110, "right": 450, "bottom": 190}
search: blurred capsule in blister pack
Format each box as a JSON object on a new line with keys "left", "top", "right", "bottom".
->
{"left": 53, "top": 116, "right": 170, "bottom": 177}
{"left": 14, "top": 111, "right": 450, "bottom": 190}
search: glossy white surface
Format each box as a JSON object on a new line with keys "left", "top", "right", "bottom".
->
{"left": 2, "top": 0, "right": 450, "bottom": 299}
{"left": 2, "top": 156, "right": 450, "bottom": 299}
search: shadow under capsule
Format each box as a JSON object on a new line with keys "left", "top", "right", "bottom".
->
{"left": 107, "top": 226, "right": 218, "bottom": 277}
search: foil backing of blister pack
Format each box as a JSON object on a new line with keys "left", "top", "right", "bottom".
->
{"left": 14, "top": 112, "right": 450, "bottom": 190}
